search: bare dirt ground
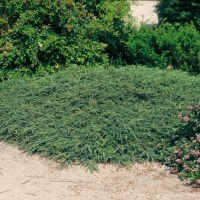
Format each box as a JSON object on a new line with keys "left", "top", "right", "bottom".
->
{"left": 0, "top": 142, "right": 200, "bottom": 200}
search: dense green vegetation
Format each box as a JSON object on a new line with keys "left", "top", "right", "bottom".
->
{"left": 1, "top": 0, "right": 200, "bottom": 80}
{"left": 161, "top": 103, "right": 200, "bottom": 184}
{"left": 0, "top": 0, "right": 136, "bottom": 80}
{"left": 156, "top": 0, "right": 200, "bottom": 31}
{"left": 0, "top": 0, "right": 200, "bottom": 184}
{"left": 128, "top": 23, "right": 200, "bottom": 74}
{"left": 0, "top": 66, "right": 199, "bottom": 171}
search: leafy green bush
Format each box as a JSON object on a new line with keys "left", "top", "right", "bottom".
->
{"left": 0, "top": 0, "right": 135, "bottom": 80}
{"left": 161, "top": 103, "right": 200, "bottom": 185}
{"left": 128, "top": 23, "right": 200, "bottom": 74}
{"left": 156, "top": 0, "right": 200, "bottom": 31}
{"left": 0, "top": 66, "right": 200, "bottom": 169}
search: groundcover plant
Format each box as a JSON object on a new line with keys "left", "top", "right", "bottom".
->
{"left": 0, "top": 66, "right": 200, "bottom": 174}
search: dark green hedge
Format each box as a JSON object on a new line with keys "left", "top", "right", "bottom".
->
{"left": 156, "top": 0, "right": 200, "bottom": 31}
{"left": 128, "top": 23, "right": 200, "bottom": 74}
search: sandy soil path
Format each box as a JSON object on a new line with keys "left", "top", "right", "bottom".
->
{"left": 0, "top": 142, "right": 199, "bottom": 200}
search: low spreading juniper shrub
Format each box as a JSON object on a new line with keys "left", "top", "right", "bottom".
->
{"left": 127, "top": 23, "right": 200, "bottom": 75}
{"left": 0, "top": 66, "right": 200, "bottom": 170}
{"left": 160, "top": 103, "right": 200, "bottom": 185}
{"left": 0, "top": 0, "right": 136, "bottom": 80}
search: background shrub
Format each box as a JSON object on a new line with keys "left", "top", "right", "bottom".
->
{"left": 127, "top": 23, "right": 200, "bottom": 74}
{"left": 0, "top": 0, "right": 136, "bottom": 80}
{"left": 156, "top": 0, "right": 200, "bottom": 31}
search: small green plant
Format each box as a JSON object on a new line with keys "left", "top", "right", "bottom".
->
{"left": 161, "top": 102, "right": 200, "bottom": 185}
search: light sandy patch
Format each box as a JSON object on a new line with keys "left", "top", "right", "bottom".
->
{"left": 130, "top": 1, "right": 158, "bottom": 25}
{"left": 0, "top": 142, "right": 199, "bottom": 200}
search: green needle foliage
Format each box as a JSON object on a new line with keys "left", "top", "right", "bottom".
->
{"left": 0, "top": 66, "right": 200, "bottom": 170}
